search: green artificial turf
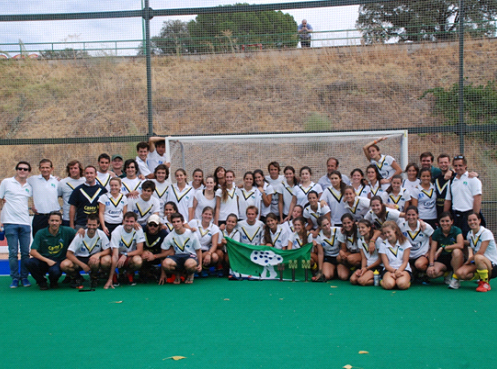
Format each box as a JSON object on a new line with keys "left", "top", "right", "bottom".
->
{"left": 1, "top": 276, "right": 495, "bottom": 369}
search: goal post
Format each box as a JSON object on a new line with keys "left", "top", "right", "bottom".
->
{"left": 165, "top": 130, "right": 408, "bottom": 181}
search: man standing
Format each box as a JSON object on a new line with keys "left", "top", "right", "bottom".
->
{"left": 298, "top": 19, "right": 313, "bottom": 48}
{"left": 148, "top": 136, "right": 170, "bottom": 173}
{"left": 111, "top": 154, "right": 124, "bottom": 178}
{"left": 434, "top": 154, "right": 451, "bottom": 218}
{"left": 58, "top": 160, "right": 85, "bottom": 227}
{"left": 318, "top": 157, "right": 351, "bottom": 190}
{"left": 28, "top": 159, "right": 60, "bottom": 236}
{"left": 96, "top": 153, "right": 115, "bottom": 191}
{"left": 69, "top": 166, "right": 107, "bottom": 230}
{"left": 60, "top": 213, "right": 110, "bottom": 289}
{"left": 0, "top": 161, "right": 33, "bottom": 288}
{"left": 420, "top": 152, "right": 442, "bottom": 180}
{"left": 444, "top": 155, "right": 483, "bottom": 238}
{"left": 26, "top": 212, "right": 77, "bottom": 290}
{"left": 135, "top": 142, "right": 154, "bottom": 179}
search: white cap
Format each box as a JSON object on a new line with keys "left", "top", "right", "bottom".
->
{"left": 147, "top": 214, "right": 161, "bottom": 225}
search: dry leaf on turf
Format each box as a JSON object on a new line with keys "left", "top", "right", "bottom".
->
{"left": 111, "top": 301, "right": 123, "bottom": 304}
{"left": 359, "top": 351, "right": 369, "bottom": 354}
{"left": 343, "top": 365, "right": 353, "bottom": 369}
{"left": 163, "top": 356, "right": 186, "bottom": 361}
{"left": 330, "top": 285, "right": 338, "bottom": 288}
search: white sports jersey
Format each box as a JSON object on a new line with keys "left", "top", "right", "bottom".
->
{"left": 148, "top": 150, "right": 167, "bottom": 173}
{"left": 110, "top": 226, "right": 145, "bottom": 254}
{"left": 236, "top": 187, "right": 261, "bottom": 221}
{"left": 258, "top": 183, "right": 275, "bottom": 217}
{"left": 68, "top": 229, "right": 110, "bottom": 257}
{"left": 402, "top": 178, "right": 420, "bottom": 195}
{"left": 378, "top": 239, "right": 412, "bottom": 271}
{"left": 136, "top": 156, "right": 152, "bottom": 177}
{"left": 266, "top": 225, "right": 289, "bottom": 249}
{"left": 188, "top": 181, "right": 205, "bottom": 195}
{"left": 167, "top": 184, "right": 194, "bottom": 222}
{"left": 96, "top": 171, "right": 113, "bottom": 191}
{"left": 58, "top": 177, "right": 85, "bottom": 221}
{"left": 161, "top": 228, "right": 201, "bottom": 256}
{"left": 344, "top": 197, "right": 370, "bottom": 222}
{"left": 128, "top": 196, "right": 160, "bottom": 225}
{"left": 221, "top": 228, "right": 241, "bottom": 252}
{"left": 152, "top": 180, "right": 170, "bottom": 222}
{"left": 279, "top": 180, "right": 296, "bottom": 216}
{"left": 321, "top": 186, "right": 347, "bottom": 225}
{"left": 281, "top": 220, "right": 295, "bottom": 235}
{"left": 352, "top": 183, "right": 370, "bottom": 198}
{"left": 339, "top": 229, "right": 360, "bottom": 253}
{"left": 368, "top": 181, "right": 389, "bottom": 198}
{"left": 371, "top": 154, "right": 397, "bottom": 180}
{"left": 412, "top": 184, "right": 437, "bottom": 220}
{"left": 385, "top": 188, "right": 411, "bottom": 212}
{"left": 315, "top": 227, "right": 341, "bottom": 257}
{"left": 188, "top": 219, "right": 221, "bottom": 251}
{"left": 293, "top": 182, "right": 323, "bottom": 208}
{"left": 365, "top": 208, "right": 401, "bottom": 229}
{"left": 303, "top": 203, "right": 331, "bottom": 229}
{"left": 288, "top": 232, "right": 313, "bottom": 250}
{"left": 193, "top": 190, "right": 217, "bottom": 221}
{"left": 98, "top": 193, "right": 128, "bottom": 225}
{"left": 237, "top": 219, "right": 264, "bottom": 246}
{"left": 265, "top": 174, "right": 284, "bottom": 215}
{"left": 397, "top": 219, "right": 434, "bottom": 259}
{"left": 215, "top": 187, "right": 238, "bottom": 222}
{"left": 467, "top": 226, "right": 497, "bottom": 265}
{"left": 357, "top": 235, "right": 381, "bottom": 267}
{"left": 121, "top": 177, "right": 142, "bottom": 196}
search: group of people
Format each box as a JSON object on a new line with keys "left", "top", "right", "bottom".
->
{"left": 1, "top": 135, "right": 494, "bottom": 292}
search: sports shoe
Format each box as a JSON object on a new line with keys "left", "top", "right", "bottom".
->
{"left": 61, "top": 275, "right": 72, "bottom": 284}
{"left": 448, "top": 278, "right": 460, "bottom": 289}
{"left": 444, "top": 274, "right": 451, "bottom": 285}
{"left": 128, "top": 272, "right": 136, "bottom": 286}
{"left": 10, "top": 279, "right": 19, "bottom": 288}
{"left": 70, "top": 277, "right": 84, "bottom": 289}
{"left": 39, "top": 282, "right": 49, "bottom": 290}
{"left": 21, "top": 278, "right": 31, "bottom": 287}
{"left": 112, "top": 273, "right": 120, "bottom": 287}
{"left": 476, "top": 280, "right": 491, "bottom": 292}
{"left": 50, "top": 280, "right": 59, "bottom": 289}
{"left": 200, "top": 269, "right": 209, "bottom": 278}
{"left": 90, "top": 278, "right": 98, "bottom": 289}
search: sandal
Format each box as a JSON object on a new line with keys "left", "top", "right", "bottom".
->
{"left": 173, "top": 274, "right": 181, "bottom": 285}
{"left": 312, "top": 270, "right": 325, "bottom": 282}
{"left": 185, "top": 274, "right": 194, "bottom": 284}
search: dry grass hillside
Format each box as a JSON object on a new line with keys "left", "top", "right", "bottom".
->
{"left": 0, "top": 39, "right": 496, "bottom": 198}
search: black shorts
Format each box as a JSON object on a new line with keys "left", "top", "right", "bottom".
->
{"left": 436, "top": 252, "right": 452, "bottom": 269}
{"left": 166, "top": 254, "right": 198, "bottom": 271}
{"left": 324, "top": 256, "right": 338, "bottom": 265}
{"left": 72, "top": 256, "right": 90, "bottom": 271}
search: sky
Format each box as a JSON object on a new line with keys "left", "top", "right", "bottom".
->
{"left": 0, "top": 0, "right": 361, "bottom": 56}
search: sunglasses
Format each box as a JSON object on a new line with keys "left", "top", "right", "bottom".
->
{"left": 17, "top": 167, "right": 30, "bottom": 171}
{"left": 454, "top": 155, "right": 465, "bottom": 160}
{"left": 148, "top": 223, "right": 159, "bottom": 227}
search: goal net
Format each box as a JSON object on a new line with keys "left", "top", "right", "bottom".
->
{"left": 166, "top": 130, "right": 408, "bottom": 181}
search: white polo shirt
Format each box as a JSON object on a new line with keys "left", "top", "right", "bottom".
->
{"left": 0, "top": 177, "right": 32, "bottom": 225}
{"left": 27, "top": 174, "right": 60, "bottom": 214}
{"left": 445, "top": 171, "right": 482, "bottom": 212}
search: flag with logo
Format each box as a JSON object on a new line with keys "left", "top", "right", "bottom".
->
{"left": 226, "top": 237, "right": 312, "bottom": 281}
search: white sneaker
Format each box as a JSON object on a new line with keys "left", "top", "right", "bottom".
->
{"left": 448, "top": 278, "right": 460, "bottom": 289}
{"left": 444, "top": 274, "right": 451, "bottom": 285}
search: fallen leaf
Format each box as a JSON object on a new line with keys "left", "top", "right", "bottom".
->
{"left": 163, "top": 356, "right": 186, "bottom": 361}
{"left": 111, "top": 301, "right": 123, "bottom": 304}
{"left": 343, "top": 365, "right": 353, "bottom": 369}
{"left": 279, "top": 298, "right": 284, "bottom": 300}
{"left": 330, "top": 285, "right": 338, "bottom": 288}
{"left": 359, "top": 351, "right": 369, "bottom": 354}
{"left": 224, "top": 298, "right": 230, "bottom": 301}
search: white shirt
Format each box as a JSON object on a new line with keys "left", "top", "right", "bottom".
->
{"left": 193, "top": 190, "right": 217, "bottom": 221}
{"left": 379, "top": 239, "right": 412, "bottom": 271}
{"left": 0, "top": 177, "right": 32, "bottom": 225}
{"left": 397, "top": 219, "right": 434, "bottom": 259}
{"left": 344, "top": 197, "right": 370, "bottom": 222}
{"left": 321, "top": 186, "right": 347, "bottom": 225}
{"left": 215, "top": 187, "right": 238, "bottom": 222}
{"left": 110, "top": 226, "right": 145, "bottom": 254}
{"left": 148, "top": 150, "right": 168, "bottom": 173}
{"left": 267, "top": 225, "right": 289, "bottom": 249}
{"left": 167, "top": 184, "right": 194, "bottom": 222}
{"left": 98, "top": 193, "right": 128, "bottom": 224}
{"left": 446, "top": 171, "right": 482, "bottom": 212}
{"left": 293, "top": 182, "right": 323, "bottom": 208}
{"left": 303, "top": 203, "right": 331, "bottom": 229}
{"left": 467, "top": 226, "right": 497, "bottom": 265}
{"left": 162, "top": 228, "right": 201, "bottom": 256}
{"left": 237, "top": 220, "right": 264, "bottom": 246}
{"left": 412, "top": 184, "right": 437, "bottom": 220}
{"left": 121, "top": 177, "right": 142, "bottom": 196}
{"left": 58, "top": 177, "right": 86, "bottom": 221}
{"left": 68, "top": 229, "right": 110, "bottom": 257}
{"left": 315, "top": 227, "right": 341, "bottom": 257}
{"left": 136, "top": 156, "right": 152, "bottom": 177}
{"left": 96, "top": 171, "right": 113, "bottom": 192}
{"left": 188, "top": 219, "right": 221, "bottom": 251}
{"left": 385, "top": 188, "right": 411, "bottom": 212}
{"left": 318, "top": 173, "right": 351, "bottom": 189}
{"left": 152, "top": 180, "right": 170, "bottom": 222}
{"left": 265, "top": 174, "right": 284, "bottom": 215}
{"left": 371, "top": 154, "right": 397, "bottom": 180}
{"left": 236, "top": 187, "right": 261, "bottom": 221}
{"left": 128, "top": 196, "right": 160, "bottom": 226}
{"left": 28, "top": 174, "right": 60, "bottom": 213}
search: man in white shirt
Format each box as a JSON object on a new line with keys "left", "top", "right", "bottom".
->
{"left": 0, "top": 161, "right": 33, "bottom": 288}
{"left": 148, "top": 136, "right": 170, "bottom": 173}
{"left": 58, "top": 160, "right": 85, "bottom": 227}
{"left": 318, "top": 157, "right": 351, "bottom": 189}
{"left": 96, "top": 153, "right": 115, "bottom": 191}
{"left": 136, "top": 142, "right": 154, "bottom": 179}
{"left": 28, "top": 159, "right": 60, "bottom": 236}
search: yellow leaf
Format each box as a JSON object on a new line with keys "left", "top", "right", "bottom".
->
{"left": 343, "top": 365, "right": 353, "bottom": 369}
{"left": 111, "top": 301, "right": 123, "bottom": 304}
{"left": 164, "top": 356, "right": 186, "bottom": 361}
{"left": 359, "top": 351, "right": 369, "bottom": 354}
{"left": 330, "top": 285, "right": 338, "bottom": 288}
{"left": 224, "top": 298, "right": 230, "bottom": 301}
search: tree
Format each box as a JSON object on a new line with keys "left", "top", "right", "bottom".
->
{"left": 138, "top": 20, "right": 192, "bottom": 55}
{"left": 187, "top": 3, "right": 298, "bottom": 53}
{"left": 40, "top": 48, "right": 90, "bottom": 59}
{"left": 356, "top": 0, "right": 497, "bottom": 44}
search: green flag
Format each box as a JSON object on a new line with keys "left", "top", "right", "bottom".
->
{"left": 226, "top": 237, "right": 312, "bottom": 281}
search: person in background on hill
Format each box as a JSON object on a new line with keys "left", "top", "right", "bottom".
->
{"left": 135, "top": 142, "right": 154, "bottom": 179}
{"left": 111, "top": 154, "right": 124, "bottom": 178}
{"left": 96, "top": 153, "right": 115, "bottom": 191}
{"left": 69, "top": 165, "right": 107, "bottom": 230}
{"left": 298, "top": 19, "right": 313, "bottom": 48}
{"left": 147, "top": 136, "right": 170, "bottom": 173}
{"left": 444, "top": 155, "right": 483, "bottom": 239}
{"left": 363, "top": 137, "right": 402, "bottom": 185}
{"left": 58, "top": 160, "right": 85, "bottom": 227}
{"left": 0, "top": 161, "right": 33, "bottom": 288}
{"left": 420, "top": 152, "right": 442, "bottom": 180}
{"left": 379, "top": 221, "right": 412, "bottom": 290}
{"left": 26, "top": 211, "right": 77, "bottom": 290}
{"left": 28, "top": 159, "right": 60, "bottom": 237}
{"left": 318, "top": 157, "right": 351, "bottom": 190}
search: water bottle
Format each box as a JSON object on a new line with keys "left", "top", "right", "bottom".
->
{"left": 373, "top": 269, "right": 380, "bottom": 286}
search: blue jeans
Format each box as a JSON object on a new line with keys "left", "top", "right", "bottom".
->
{"left": 4, "top": 223, "right": 31, "bottom": 279}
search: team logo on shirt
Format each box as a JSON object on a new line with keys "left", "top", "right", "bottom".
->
{"left": 122, "top": 181, "right": 141, "bottom": 193}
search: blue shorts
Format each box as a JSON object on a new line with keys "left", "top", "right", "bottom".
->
{"left": 166, "top": 254, "right": 198, "bottom": 271}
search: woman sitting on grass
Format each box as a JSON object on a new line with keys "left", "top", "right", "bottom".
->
{"left": 350, "top": 219, "right": 382, "bottom": 286}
